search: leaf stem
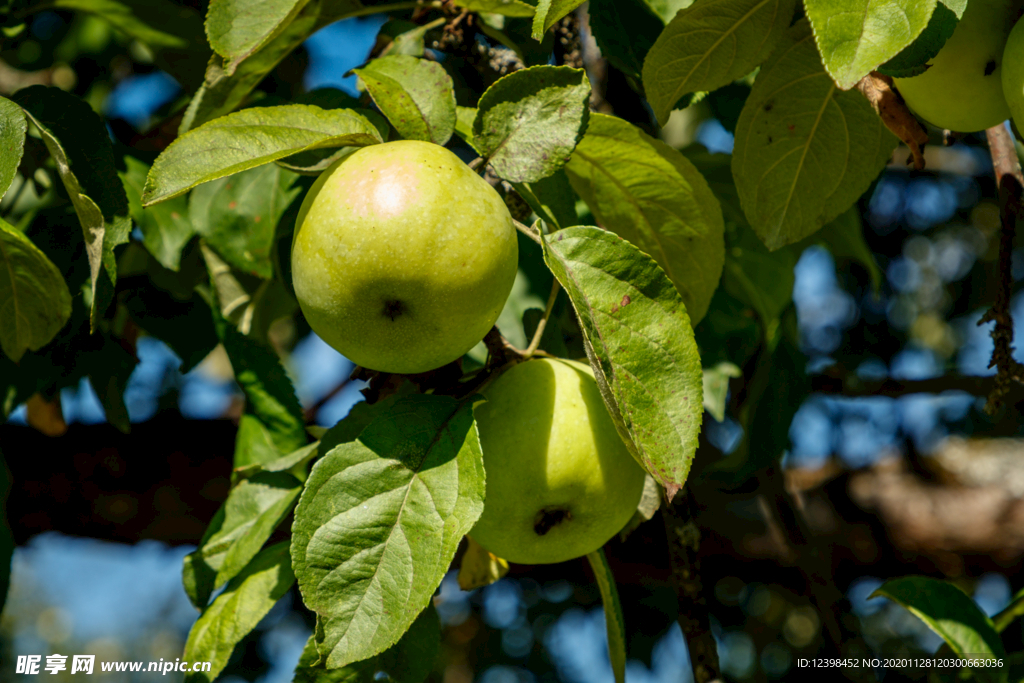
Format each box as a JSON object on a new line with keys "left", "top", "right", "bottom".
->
{"left": 586, "top": 548, "right": 626, "bottom": 683}
{"left": 524, "top": 279, "right": 560, "bottom": 357}
{"left": 512, "top": 218, "right": 542, "bottom": 246}
{"left": 994, "top": 589, "right": 1024, "bottom": 633}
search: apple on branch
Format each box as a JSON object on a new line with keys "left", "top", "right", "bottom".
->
{"left": 469, "top": 358, "right": 647, "bottom": 565}
{"left": 894, "top": 0, "right": 1019, "bottom": 132}
{"left": 290, "top": 140, "right": 519, "bottom": 375}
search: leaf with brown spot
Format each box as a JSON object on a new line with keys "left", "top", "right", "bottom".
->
{"left": 542, "top": 227, "right": 703, "bottom": 498}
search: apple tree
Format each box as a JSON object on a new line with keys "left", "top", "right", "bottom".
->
{"left": 2, "top": 0, "right": 1024, "bottom": 681}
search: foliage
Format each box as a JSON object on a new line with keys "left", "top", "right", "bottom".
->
{"left": 1, "top": 0, "right": 1023, "bottom": 681}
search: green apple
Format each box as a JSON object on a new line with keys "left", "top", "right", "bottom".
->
{"left": 1003, "top": 15, "right": 1024, "bottom": 132}
{"left": 469, "top": 358, "right": 646, "bottom": 565}
{"left": 291, "top": 140, "right": 518, "bottom": 374}
{"left": 894, "top": 0, "right": 1020, "bottom": 132}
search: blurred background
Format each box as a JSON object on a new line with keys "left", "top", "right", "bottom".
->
{"left": 2, "top": 3, "right": 1024, "bottom": 682}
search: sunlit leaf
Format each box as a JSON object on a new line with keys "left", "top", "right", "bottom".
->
{"left": 473, "top": 66, "right": 590, "bottom": 183}
{"left": 184, "top": 543, "right": 295, "bottom": 683}
{"left": 564, "top": 113, "right": 725, "bottom": 323}
{"left": 643, "top": 0, "right": 796, "bottom": 125}
{"left": 732, "top": 21, "right": 897, "bottom": 250}
{"left": 292, "top": 394, "right": 484, "bottom": 668}
{"left": 542, "top": 227, "right": 703, "bottom": 498}
{"left": 805, "top": 0, "right": 936, "bottom": 89}
{"left": 144, "top": 105, "right": 380, "bottom": 205}
{"left": 353, "top": 55, "right": 456, "bottom": 145}
{"left": 873, "top": 576, "right": 1007, "bottom": 683}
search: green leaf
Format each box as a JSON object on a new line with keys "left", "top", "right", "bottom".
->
{"left": 121, "top": 156, "right": 195, "bottom": 272}
{"left": 939, "top": 0, "right": 965, "bottom": 19}
{"left": 293, "top": 605, "right": 440, "bottom": 683}
{"left": 454, "top": 105, "right": 477, "bottom": 146}
{"left": 877, "top": 2, "right": 958, "bottom": 78}
{"left": 44, "top": 0, "right": 209, "bottom": 88}
{"left": 564, "top": 113, "right": 725, "bottom": 324}
{"left": 588, "top": 0, "right": 665, "bottom": 82}
{"left": 234, "top": 441, "right": 319, "bottom": 481}
{"left": 456, "top": 0, "right": 535, "bottom": 16}
{"left": 182, "top": 2, "right": 320, "bottom": 132}
{"left": 206, "top": 0, "right": 314, "bottom": 68}
{"left": 732, "top": 20, "right": 898, "bottom": 250}
{"left": 274, "top": 94, "right": 388, "bottom": 174}
{"left": 679, "top": 145, "right": 796, "bottom": 333}
{"left": 189, "top": 164, "right": 302, "bottom": 278}
{"left": 183, "top": 472, "right": 301, "bottom": 608}
{"left": 512, "top": 169, "right": 577, "bottom": 231}
{"left": 353, "top": 55, "right": 456, "bottom": 146}
{"left": 702, "top": 361, "right": 740, "bottom": 421}
{"left": 644, "top": 0, "right": 695, "bottom": 22}
{"left": 747, "top": 322, "right": 804, "bottom": 457}
{"left": 541, "top": 227, "right": 703, "bottom": 499}
{"left": 123, "top": 270, "right": 218, "bottom": 373}
{"left": 222, "top": 324, "right": 307, "bottom": 463}
{"left": 722, "top": 225, "right": 795, "bottom": 331}
{"left": 199, "top": 241, "right": 299, "bottom": 350}
{"left": 473, "top": 65, "right": 591, "bottom": 183}
{"left": 179, "top": 0, "right": 369, "bottom": 132}
{"left": 85, "top": 333, "right": 138, "bottom": 433}
{"left": 13, "top": 86, "right": 132, "bottom": 328}
{"left": 586, "top": 549, "right": 626, "bottom": 683}
{"left": 183, "top": 542, "right": 295, "bottom": 683}
{"left": 532, "top": 0, "right": 584, "bottom": 39}
{"left": 291, "top": 394, "right": 485, "bottom": 668}
{"left": 144, "top": 105, "right": 380, "bottom": 206}
{"left": 642, "top": 0, "right": 797, "bottom": 125}
{"left": 0, "top": 98, "right": 26, "bottom": 200}
{"left": 46, "top": 0, "right": 203, "bottom": 47}
{"left": 0, "top": 218, "right": 72, "bottom": 363}
{"left": 805, "top": 0, "right": 936, "bottom": 89}
{"left": 873, "top": 576, "right": 1008, "bottom": 683}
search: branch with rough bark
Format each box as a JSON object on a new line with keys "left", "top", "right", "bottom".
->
{"left": 980, "top": 124, "right": 1024, "bottom": 413}
{"left": 662, "top": 486, "right": 722, "bottom": 683}
{"left": 809, "top": 370, "right": 999, "bottom": 398}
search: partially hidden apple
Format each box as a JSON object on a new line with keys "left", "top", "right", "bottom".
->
{"left": 894, "top": 0, "right": 1020, "bottom": 132}
{"left": 469, "top": 358, "right": 647, "bottom": 565}
{"left": 290, "top": 140, "right": 518, "bottom": 374}
{"left": 1003, "top": 13, "right": 1024, "bottom": 133}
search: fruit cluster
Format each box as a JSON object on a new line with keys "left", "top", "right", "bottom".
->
{"left": 894, "top": 0, "right": 1024, "bottom": 134}
{"left": 290, "top": 140, "right": 646, "bottom": 565}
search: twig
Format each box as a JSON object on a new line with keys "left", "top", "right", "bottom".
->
{"left": 810, "top": 372, "right": 999, "bottom": 398}
{"left": 512, "top": 217, "right": 543, "bottom": 246}
{"left": 662, "top": 487, "right": 722, "bottom": 683}
{"left": 980, "top": 124, "right": 1024, "bottom": 413}
{"left": 303, "top": 377, "right": 354, "bottom": 423}
{"left": 524, "top": 280, "right": 561, "bottom": 357}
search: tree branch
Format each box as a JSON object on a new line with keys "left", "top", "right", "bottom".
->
{"left": 662, "top": 487, "right": 722, "bottom": 683}
{"left": 981, "top": 124, "right": 1024, "bottom": 413}
{"left": 810, "top": 371, "right": 998, "bottom": 398}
